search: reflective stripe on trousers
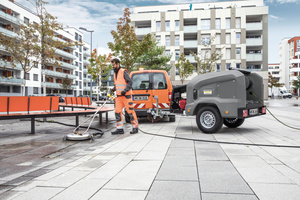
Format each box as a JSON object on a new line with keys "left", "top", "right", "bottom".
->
{"left": 115, "top": 96, "right": 138, "bottom": 129}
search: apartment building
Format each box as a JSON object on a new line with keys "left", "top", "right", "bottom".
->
{"left": 279, "top": 38, "right": 290, "bottom": 90}
{"left": 131, "top": 0, "right": 268, "bottom": 96}
{"left": 0, "top": 0, "right": 91, "bottom": 96}
{"left": 288, "top": 37, "right": 300, "bottom": 95}
{"left": 268, "top": 63, "right": 281, "bottom": 81}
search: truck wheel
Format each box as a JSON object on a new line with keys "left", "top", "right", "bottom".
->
{"left": 124, "top": 110, "right": 131, "bottom": 123}
{"left": 169, "top": 115, "right": 176, "bottom": 122}
{"left": 223, "top": 118, "right": 245, "bottom": 128}
{"left": 196, "top": 107, "right": 223, "bottom": 133}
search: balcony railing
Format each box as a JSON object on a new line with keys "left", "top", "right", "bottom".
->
{"left": 246, "top": 22, "right": 262, "bottom": 31}
{"left": 0, "top": 27, "right": 18, "bottom": 37}
{"left": 291, "top": 59, "right": 300, "bottom": 64}
{"left": 83, "top": 50, "right": 90, "bottom": 57}
{"left": 83, "top": 77, "right": 91, "bottom": 82}
{"left": 43, "top": 82, "right": 76, "bottom": 89}
{"left": 246, "top": 38, "right": 262, "bottom": 46}
{"left": 0, "top": 60, "right": 22, "bottom": 69}
{"left": 83, "top": 60, "right": 90, "bottom": 65}
{"left": 135, "top": 27, "right": 151, "bottom": 35}
{"left": 0, "top": 11, "right": 20, "bottom": 25}
{"left": 0, "top": 77, "right": 23, "bottom": 85}
{"left": 59, "top": 61, "right": 77, "bottom": 69}
{"left": 83, "top": 87, "right": 90, "bottom": 91}
{"left": 55, "top": 49, "right": 77, "bottom": 60}
{"left": 184, "top": 40, "right": 198, "bottom": 48}
{"left": 45, "top": 70, "right": 76, "bottom": 79}
{"left": 185, "top": 55, "right": 196, "bottom": 63}
{"left": 184, "top": 25, "right": 197, "bottom": 33}
{"left": 246, "top": 53, "right": 263, "bottom": 62}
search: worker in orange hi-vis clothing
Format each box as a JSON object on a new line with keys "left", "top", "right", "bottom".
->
{"left": 110, "top": 58, "right": 138, "bottom": 134}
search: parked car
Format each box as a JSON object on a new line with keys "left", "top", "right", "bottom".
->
{"left": 46, "top": 94, "right": 64, "bottom": 102}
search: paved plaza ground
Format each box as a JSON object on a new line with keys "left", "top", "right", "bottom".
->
{"left": 0, "top": 99, "right": 300, "bottom": 200}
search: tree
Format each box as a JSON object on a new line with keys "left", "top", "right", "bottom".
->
{"left": 136, "top": 36, "right": 171, "bottom": 71}
{"left": 176, "top": 53, "right": 195, "bottom": 85}
{"left": 61, "top": 75, "right": 72, "bottom": 96}
{"left": 108, "top": 8, "right": 152, "bottom": 72}
{"left": 292, "top": 75, "right": 300, "bottom": 96}
{"left": 28, "top": 0, "right": 79, "bottom": 96}
{"left": 191, "top": 36, "right": 222, "bottom": 74}
{"left": 268, "top": 72, "right": 284, "bottom": 88}
{"left": 0, "top": 22, "right": 39, "bottom": 96}
{"left": 88, "top": 49, "right": 112, "bottom": 100}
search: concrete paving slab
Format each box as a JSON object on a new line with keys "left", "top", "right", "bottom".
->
{"left": 12, "top": 187, "right": 64, "bottom": 200}
{"left": 90, "top": 189, "right": 147, "bottom": 200}
{"left": 146, "top": 180, "right": 201, "bottom": 200}
{"left": 201, "top": 193, "right": 258, "bottom": 200}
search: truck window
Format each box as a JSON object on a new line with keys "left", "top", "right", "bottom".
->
{"left": 132, "top": 73, "right": 150, "bottom": 90}
{"left": 153, "top": 73, "right": 167, "bottom": 89}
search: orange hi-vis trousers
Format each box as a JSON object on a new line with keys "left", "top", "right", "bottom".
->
{"left": 115, "top": 95, "right": 138, "bottom": 129}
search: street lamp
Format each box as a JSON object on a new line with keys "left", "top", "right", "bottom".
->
{"left": 79, "top": 27, "right": 94, "bottom": 101}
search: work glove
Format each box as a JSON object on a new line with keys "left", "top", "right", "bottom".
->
{"left": 121, "top": 91, "right": 126, "bottom": 96}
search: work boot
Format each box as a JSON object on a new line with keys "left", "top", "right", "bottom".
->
{"left": 130, "top": 128, "right": 138, "bottom": 134}
{"left": 111, "top": 129, "right": 124, "bottom": 135}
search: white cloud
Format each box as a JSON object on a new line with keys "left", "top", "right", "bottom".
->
{"left": 265, "top": 0, "right": 299, "bottom": 4}
{"left": 97, "top": 46, "right": 112, "bottom": 56}
{"left": 269, "top": 14, "right": 283, "bottom": 20}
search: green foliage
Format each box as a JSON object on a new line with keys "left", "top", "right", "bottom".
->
{"left": 61, "top": 75, "right": 72, "bottom": 96}
{"left": 136, "top": 36, "right": 171, "bottom": 71}
{"left": 191, "top": 36, "right": 222, "bottom": 74}
{"left": 292, "top": 75, "right": 300, "bottom": 94}
{"left": 268, "top": 72, "right": 284, "bottom": 88}
{"left": 108, "top": 8, "right": 152, "bottom": 72}
{"left": 176, "top": 53, "right": 195, "bottom": 85}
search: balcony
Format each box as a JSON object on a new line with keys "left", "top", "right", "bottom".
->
{"left": 43, "top": 82, "right": 76, "bottom": 89}
{"left": 83, "top": 77, "right": 91, "bottom": 82}
{"left": 0, "top": 77, "right": 23, "bottom": 85}
{"left": 246, "top": 22, "right": 262, "bottom": 31}
{"left": 0, "top": 27, "right": 18, "bottom": 37}
{"left": 290, "top": 67, "right": 300, "bottom": 72}
{"left": 0, "top": 11, "right": 20, "bottom": 25}
{"left": 59, "top": 61, "right": 77, "bottom": 69}
{"left": 83, "top": 60, "right": 90, "bottom": 65}
{"left": 184, "top": 26, "right": 197, "bottom": 33}
{"left": 246, "top": 53, "right": 262, "bottom": 62}
{"left": 184, "top": 40, "right": 198, "bottom": 48}
{"left": 55, "top": 49, "right": 77, "bottom": 60}
{"left": 83, "top": 87, "right": 90, "bottom": 91}
{"left": 0, "top": 60, "right": 22, "bottom": 70}
{"left": 83, "top": 50, "right": 90, "bottom": 57}
{"left": 135, "top": 27, "right": 151, "bottom": 35}
{"left": 246, "top": 38, "right": 262, "bottom": 46}
{"left": 185, "top": 55, "right": 196, "bottom": 63}
{"left": 291, "top": 59, "right": 300, "bottom": 64}
{"left": 45, "top": 70, "right": 76, "bottom": 79}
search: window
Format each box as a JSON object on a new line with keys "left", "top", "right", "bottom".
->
{"left": 165, "top": 21, "right": 170, "bottom": 31}
{"left": 79, "top": 54, "right": 82, "bottom": 61}
{"left": 153, "top": 73, "right": 167, "bottom": 89}
{"left": 216, "top": 34, "right": 221, "bottom": 44}
{"left": 236, "top": 48, "right": 241, "bottom": 59}
{"left": 201, "top": 49, "right": 211, "bottom": 60}
{"left": 165, "top": 50, "right": 170, "bottom": 56}
{"left": 236, "top": 17, "right": 241, "bottom": 29}
{"left": 236, "top": 63, "right": 241, "bottom": 69}
{"left": 226, "top": 63, "right": 231, "bottom": 70}
{"left": 33, "top": 87, "right": 39, "bottom": 94}
{"left": 76, "top": 52, "right": 78, "bottom": 57}
{"left": 33, "top": 74, "right": 38, "bottom": 81}
{"left": 156, "top": 36, "right": 161, "bottom": 45}
{"left": 201, "top": 35, "right": 210, "bottom": 45}
{"left": 215, "top": 18, "right": 221, "bottom": 29}
{"left": 24, "top": 17, "right": 29, "bottom": 24}
{"left": 226, "top": 33, "right": 231, "bottom": 44}
{"left": 201, "top": 19, "right": 210, "bottom": 30}
{"left": 175, "top": 20, "right": 180, "bottom": 31}
{"left": 132, "top": 73, "right": 150, "bottom": 90}
{"left": 216, "top": 64, "right": 221, "bottom": 71}
{"left": 25, "top": 73, "right": 30, "bottom": 80}
{"left": 226, "top": 18, "right": 231, "bottom": 29}
{"left": 12, "top": 86, "right": 20, "bottom": 93}
{"left": 156, "top": 21, "right": 161, "bottom": 32}
{"left": 166, "top": 36, "right": 170, "bottom": 46}
{"left": 236, "top": 32, "right": 241, "bottom": 44}
{"left": 75, "top": 71, "right": 78, "bottom": 76}
{"left": 79, "top": 72, "right": 82, "bottom": 80}
{"left": 75, "top": 33, "right": 79, "bottom": 41}
{"left": 175, "top": 35, "right": 180, "bottom": 46}
{"left": 175, "top": 50, "right": 180, "bottom": 60}
{"left": 226, "top": 48, "right": 231, "bottom": 60}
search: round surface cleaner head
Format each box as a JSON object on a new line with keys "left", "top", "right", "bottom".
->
{"left": 65, "top": 132, "right": 92, "bottom": 141}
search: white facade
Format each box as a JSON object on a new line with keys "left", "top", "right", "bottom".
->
{"left": 131, "top": 0, "right": 268, "bottom": 98}
{"left": 268, "top": 63, "right": 281, "bottom": 81}
{"left": 279, "top": 38, "right": 290, "bottom": 90}
{"left": 0, "top": 0, "right": 91, "bottom": 96}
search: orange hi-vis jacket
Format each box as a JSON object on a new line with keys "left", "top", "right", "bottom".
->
{"left": 114, "top": 68, "right": 132, "bottom": 96}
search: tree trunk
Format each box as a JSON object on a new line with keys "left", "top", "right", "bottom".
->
{"left": 22, "top": 74, "right": 26, "bottom": 96}
{"left": 42, "top": 61, "right": 46, "bottom": 96}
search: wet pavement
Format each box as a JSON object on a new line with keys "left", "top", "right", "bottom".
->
{"left": 0, "top": 99, "right": 300, "bottom": 200}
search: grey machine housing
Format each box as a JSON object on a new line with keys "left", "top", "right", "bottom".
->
{"left": 171, "top": 69, "right": 266, "bottom": 133}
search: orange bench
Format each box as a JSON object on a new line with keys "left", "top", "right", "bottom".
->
{"left": 0, "top": 96, "right": 114, "bottom": 134}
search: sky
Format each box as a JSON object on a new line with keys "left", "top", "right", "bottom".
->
{"left": 16, "top": 0, "right": 300, "bottom": 63}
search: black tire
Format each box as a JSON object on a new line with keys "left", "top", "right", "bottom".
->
{"left": 124, "top": 110, "right": 131, "bottom": 123}
{"left": 223, "top": 118, "right": 245, "bottom": 128}
{"left": 169, "top": 115, "right": 176, "bottom": 122}
{"left": 283, "top": 96, "right": 286, "bottom": 99}
{"left": 196, "top": 107, "right": 223, "bottom": 133}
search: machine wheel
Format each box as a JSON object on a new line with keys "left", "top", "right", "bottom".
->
{"left": 196, "top": 107, "right": 223, "bottom": 133}
{"left": 169, "top": 115, "right": 176, "bottom": 122}
{"left": 223, "top": 118, "right": 245, "bottom": 128}
{"left": 124, "top": 110, "right": 131, "bottom": 123}
{"left": 283, "top": 96, "right": 286, "bottom": 99}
